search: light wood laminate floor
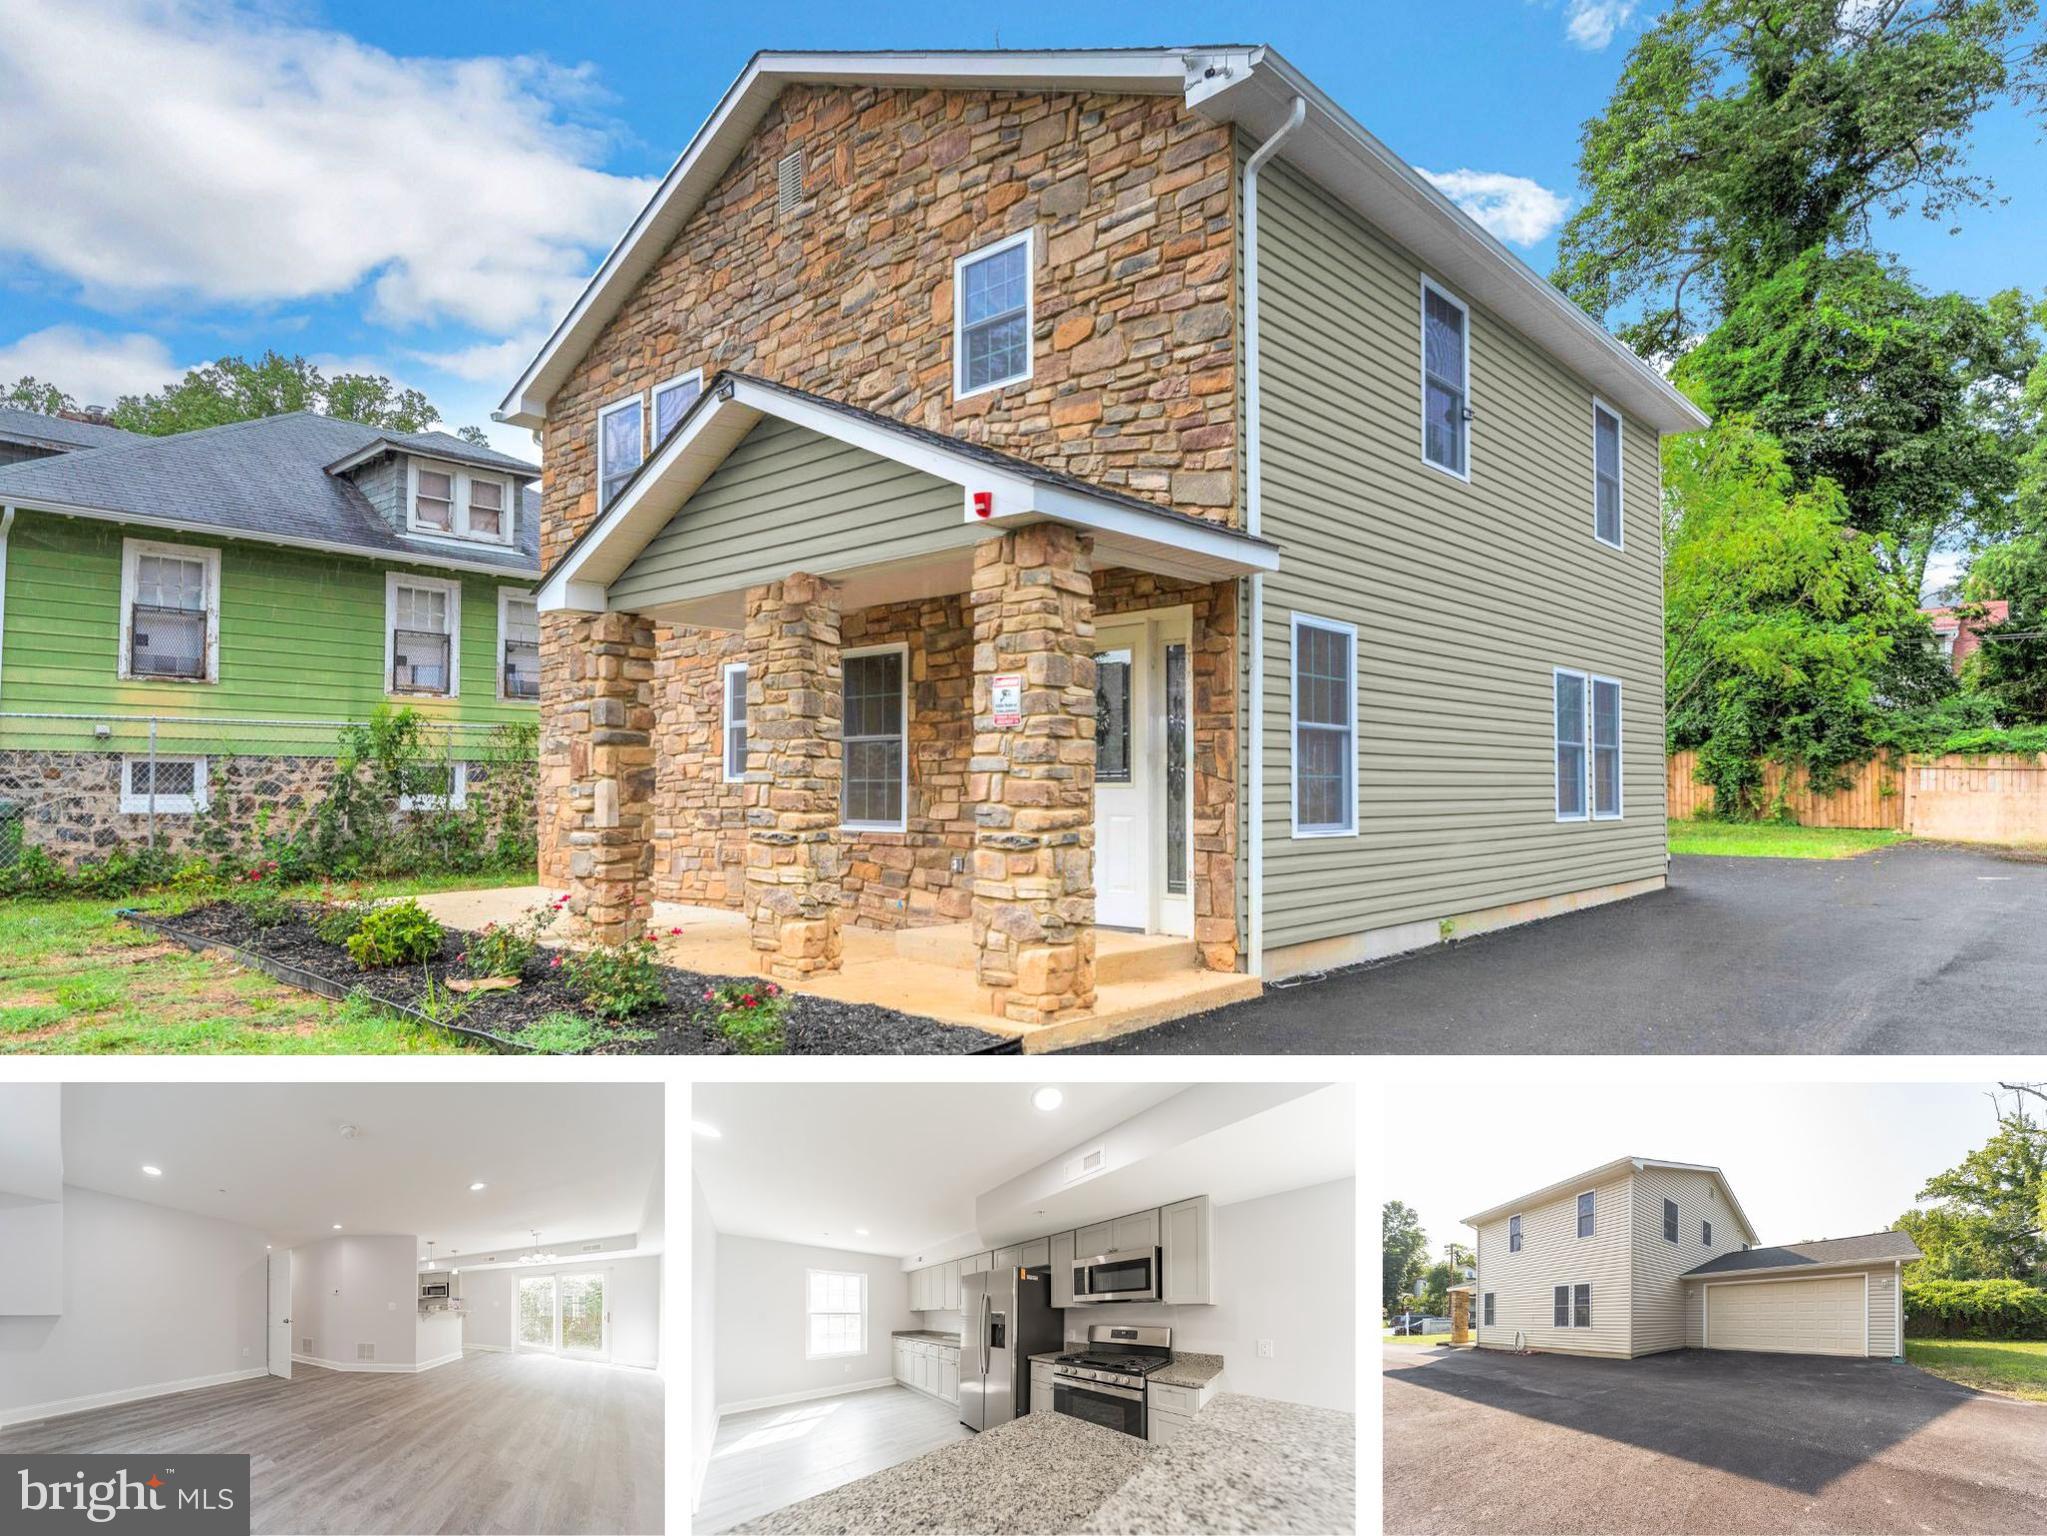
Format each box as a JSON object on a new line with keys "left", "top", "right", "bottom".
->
{"left": 0, "top": 1350, "right": 662, "bottom": 1534}
{"left": 696, "top": 1385, "right": 971, "bottom": 1533}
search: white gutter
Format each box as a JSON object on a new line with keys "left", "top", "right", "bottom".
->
{"left": 1242, "top": 95, "right": 1306, "bottom": 980}
{"left": 0, "top": 506, "right": 13, "bottom": 705}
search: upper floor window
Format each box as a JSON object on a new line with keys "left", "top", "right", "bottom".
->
{"left": 598, "top": 394, "right": 645, "bottom": 509}
{"left": 1508, "top": 1215, "right": 1522, "bottom": 1253}
{"left": 388, "top": 573, "right": 459, "bottom": 697}
{"left": 1703, "top": 1220, "right": 1713, "bottom": 1247}
{"left": 1291, "top": 614, "right": 1357, "bottom": 838}
{"left": 955, "top": 231, "right": 1033, "bottom": 399}
{"left": 408, "top": 460, "right": 515, "bottom": 546}
{"left": 1593, "top": 400, "right": 1624, "bottom": 547}
{"left": 1421, "top": 278, "right": 1470, "bottom": 479}
{"left": 654, "top": 370, "right": 704, "bottom": 446}
{"left": 120, "top": 538, "right": 218, "bottom": 683}
{"left": 1576, "top": 1190, "right": 1595, "bottom": 1238}
{"left": 1662, "top": 1198, "right": 1679, "bottom": 1243}
{"left": 499, "top": 589, "right": 539, "bottom": 702}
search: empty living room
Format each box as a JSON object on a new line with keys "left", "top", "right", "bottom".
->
{"left": 0, "top": 1081, "right": 665, "bottom": 1534}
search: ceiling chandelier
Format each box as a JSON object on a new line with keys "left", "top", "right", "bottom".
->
{"left": 518, "top": 1229, "right": 559, "bottom": 1265}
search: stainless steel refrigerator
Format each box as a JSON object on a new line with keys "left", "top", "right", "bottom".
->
{"left": 959, "top": 1263, "right": 1062, "bottom": 1433}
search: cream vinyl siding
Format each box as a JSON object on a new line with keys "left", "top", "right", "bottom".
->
{"left": 1630, "top": 1165, "right": 1751, "bottom": 1355}
{"left": 608, "top": 416, "right": 974, "bottom": 610}
{"left": 1686, "top": 1266, "right": 1900, "bottom": 1356}
{"left": 1247, "top": 145, "right": 1668, "bottom": 952}
{"left": 1473, "top": 1170, "right": 1635, "bottom": 1357}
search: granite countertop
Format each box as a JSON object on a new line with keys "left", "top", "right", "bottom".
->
{"left": 1149, "top": 1352, "right": 1224, "bottom": 1389}
{"left": 729, "top": 1409, "right": 1149, "bottom": 1535}
{"left": 1081, "top": 1394, "right": 1356, "bottom": 1535}
{"left": 890, "top": 1329, "right": 963, "bottom": 1346}
{"left": 1027, "top": 1350, "right": 1066, "bottom": 1364}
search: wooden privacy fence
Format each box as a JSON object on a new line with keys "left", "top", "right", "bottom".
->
{"left": 1669, "top": 750, "right": 2047, "bottom": 841}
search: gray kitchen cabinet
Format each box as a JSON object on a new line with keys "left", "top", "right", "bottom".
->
{"left": 1049, "top": 1230, "right": 1075, "bottom": 1307}
{"left": 1020, "top": 1236, "right": 1050, "bottom": 1268}
{"left": 991, "top": 1244, "right": 1020, "bottom": 1274}
{"left": 1111, "top": 1209, "right": 1160, "bottom": 1252}
{"left": 1161, "top": 1195, "right": 1214, "bottom": 1305}
{"left": 1074, "top": 1221, "right": 1113, "bottom": 1258}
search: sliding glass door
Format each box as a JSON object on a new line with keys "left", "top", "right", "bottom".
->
{"left": 515, "top": 1271, "right": 608, "bottom": 1359}
{"left": 517, "top": 1275, "right": 557, "bottom": 1351}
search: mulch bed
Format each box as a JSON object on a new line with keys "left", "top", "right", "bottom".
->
{"left": 136, "top": 901, "right": 1013, "bottom": 1055}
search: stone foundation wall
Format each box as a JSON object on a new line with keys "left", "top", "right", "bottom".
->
{"left": 0, "top": 750, "right": 333, "bottom": 860}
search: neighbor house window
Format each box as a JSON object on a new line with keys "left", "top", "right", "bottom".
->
{"left": 1291, "top": 614, "right": 1357, "bottom": 837}
{"left": 412, "top": 466, "right": 454, "bottom": 531}
{"left": 387, "top": 574, "right": 460, "bottom": 697}
{"left": 1592, "top": 677, "right": 1622, "bottom": 819}
{"left": 120, "top": 538, "right": 219, "bottom": 683}
{"left": 1663, "top": 1199, "right": 1679, "bottom": 1244}
{"left": 120, "top": 755, "right": 208, "bottom": 815}
{"left": 1573, "top": 1284, "right": 1592, "bottom": 1329}
{"left": 408, "top": 460, "right": 515, "bottom": 545}
{"left": 1576, "top": 1191, "right": 1595, "bottom": 1238}
{"left": 1593, "top": 400, "right": 1624, "bottom": 547}
{"left": 1553, "top": 1285, "right": 1569, "bottom": 1328}
{"left": 842, "top": 647, "right": 906, "bottom": 830}
{"left": 1555, "top": 669, "right": 1588, "bottom": 820}
{"left": 805, "top": 1269, "right": 866, "bottom": 1359}
{"left": 1703, "top": 1221, "right": 1713, "bottom": 1247}
{"left": 1421, "top": 278, "right": 1470, "bottom": 478}
{"left": 955, "top": 231, "right": 1033, "bottom": 398}
{"left": 464, "top": 476, "right": 505, "bottom": 541}
{"left": 722, "top": 661, "right": 749, "bottom": 782}
{"left": 1508, "top": 1215, "right": 1523, "bottom": 1254}
{"left": 498, "top": 590, "right": 539, "bottom": 702}
{"left": 1482, "top": 1292, "right": 1495, "bottom": 1326}
{"left": 398, "top": 762, "right": 469, "bottom": 813}
{"left": 597, "top": 394, "right": 645, "bottom": 509}
{"left": 653, "top": 370, "right": 703, "bottom": 445}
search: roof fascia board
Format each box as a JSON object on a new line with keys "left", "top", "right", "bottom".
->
{"left": 1461, "top": 1156, "right": 1640, "bottom": 1228}
{"left": 324, "top": 440, "right": 538, "bottom": 480}
{"left": 1684, "top": 1254, "right": 1916, "bottom": 1282}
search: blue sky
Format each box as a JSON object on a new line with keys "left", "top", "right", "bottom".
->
{"left": 1, "top": 0, "right": 2040, "bottom": 466}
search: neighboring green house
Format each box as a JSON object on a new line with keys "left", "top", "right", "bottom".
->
{"left": 0, "top": 410, "right": 540, "bottom": 858}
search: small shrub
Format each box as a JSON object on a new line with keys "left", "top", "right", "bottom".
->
{"left": 0, "top": 846, "right": 70, "bottom": 899}
{"left": 345, "top": 900, "right": 445, "bottom": 969}
{"left": 702, "top": 978, "right": 788, "bottom": 1054}
{"left": 314, "top": 899, "right": 370, "bottom": 946}
{"left": 459, "top": 899, "right": 561, "bottom": 980}
{"left": 1904, "top": 1278, "right": 2047, "bottom": 1340}
{"left": 563, "top": 937, "right": 665, "bottom": 1020}
{"left": 169, "top": 858, "right": 222, "bottom": 898}
{"left": 230, "top": 860, "right": 291, "bottom": 929}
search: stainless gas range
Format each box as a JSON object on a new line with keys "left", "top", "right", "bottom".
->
{"left": 1050, "top": 1323, "right": 1172, "bottom": 1439}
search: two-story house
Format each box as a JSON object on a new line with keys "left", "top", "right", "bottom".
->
{"left": 1464, "top": 1156, "right": 1920, "bottom": 1360}
{"left": 500, "top": 47, "right": 1708, "bottom": 1027}
{"left": 0, "top": 412, "right": 541, "bottom": 855}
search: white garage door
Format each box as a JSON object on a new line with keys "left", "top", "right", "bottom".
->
{"left": 1706, "top": 1275, "right": 1866, "bottom": 1357}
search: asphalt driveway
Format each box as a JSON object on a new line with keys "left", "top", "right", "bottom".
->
{"left": 1384, "top": 1346, "right": 2047, "bottom": 1534}
{"left": 1066, "top": 842, "right": 2047, "bottom": 1053}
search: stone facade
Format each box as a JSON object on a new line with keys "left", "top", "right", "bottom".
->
{"left": 551, "top": 612, "right": 657, "bottom": 944}
{"left": 0, "top": 749, "right": 333, "bottom": 859}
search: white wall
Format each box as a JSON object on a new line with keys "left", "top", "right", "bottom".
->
{"left": 460, "top": 1265, "right": 513, "bottom": 1349}
{"left": 691, "top": 1173, "right": 718, "bottom": 1511}
{"left": 0, "top": 1083, "right": 64, "bottom": 1317}
{"left": 457, "top": 1256, "right": 660, "bottom": 1368}
{"left": 0, "top": 1185, "right": 268, "bottom": 1423}
{"left": 714, "top": 1234, "right": 915, "bottom": 1411}
{"left": 416, "top": 1310, "right": 463, "bottom": 1369}
{"left": 291, "top": 1234, "right": 418, "bottom": 1369}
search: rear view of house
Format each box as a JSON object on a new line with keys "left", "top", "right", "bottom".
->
{"left": 1465, "top": 1156, "right": 1920, "bottom": 1360}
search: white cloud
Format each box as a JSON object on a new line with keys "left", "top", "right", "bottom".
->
{"left": 1564, "top": 0, "right": 1638, "bottom": 48}
{"left": 1418, "top": 169, "right": 1572, "bottom": 246}
{"left": 409, "top": 334, "right": 552, "bottom": 385}
{"left": 0, "top": 325, "right": 186, "bottom": 406}
{"left": 0, "top": 0, "right": 653, "bottom": 334}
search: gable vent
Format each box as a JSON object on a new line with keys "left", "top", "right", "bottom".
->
{"left": 777, "top": 150, "right": 804, "bottom": 215}
{"left": 356, "top": 1343, "right": 376, "bottom": 1362}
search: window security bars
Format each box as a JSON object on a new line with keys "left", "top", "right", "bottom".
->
{"left": 393, "top": 629, "right": 452, "bottom": 695}
{"left": 130, "top": 603, "right": 208, "bottom": 678}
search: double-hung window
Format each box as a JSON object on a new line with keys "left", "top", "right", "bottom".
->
{"left": 955, "top": 231, "right": 1033, "bottom": 398}
{"left": 1662, "top": 1198, "right": 1679, "bottom": 1244}
{"left": 721, "top": 661, "right": 749, "bottom": 782}
{"left": 1556, "top": 670, "right": 1624, "bottom": 820}
{"left": 408, "top": 460, "right": 515, "bottom": 545}
{"left": 597, "top": 395, "right": 645, "bottom": 509}
{"left": 1573, "top": 1283, "right": 1592, "bottom": 1329}
{"left": 121, "top": 539, "right": 218, "bottom": 683}
{"left": 653, "top": 371, "right": 703, "bottom": 446}
{"left": 805, "top": 1269, "right": 866, "bottom": 1359}
{"left": 842, "top": 647, "right": 906, "bottom": 831}
{"left": 1576, "top": 1190, "right": 1595, "bottom": 1238}
{"left": 1508, "top": 1215, "right": 1523, "bottom": 1254}
{"left": 1482, "top": 1292, "right": 1495, "bottom": 1326}
{"left": 388, "top": 574, "right": 460, "bottom": 697}
{"left": 1291, "top": 615, "right": 1357, "bottom": 837}
{"left": 1552, "top": 1285, "right": 1570, "bottom": 1328}
{"left": 1703, "top": 1220, "right": 1713, "bottom": 1247}
{"left": 499, "top": 590, "right": 540, "bottom": 702}
{"left": 1592, "top": 400, "right": 1624, "bottom": 547}
{"left": 1421, "top": 278, "right": 1470, "bottom": 478}
{"left": 413, "top": 466, "right": 455, "bottom": 532}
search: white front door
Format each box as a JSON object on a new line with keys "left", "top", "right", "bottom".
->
{"left": 1092, "top": 610, "right": 1194, "bottom": 936}
{"left": 266, "top": 1251, "right": 292, "bottom": 1380}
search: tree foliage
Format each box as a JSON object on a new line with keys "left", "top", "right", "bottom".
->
{"left": 106, "top": 351, "right": 456, "bottom": 437}
{"left": 3, "top": 377, "right": 76, "bottom": 415}
{"left": 1382, "top": 1201, "right": 1430, "bottom": 1314}
{"left": 1902, "top": 1097, "right": 2047, "bottom": 1281}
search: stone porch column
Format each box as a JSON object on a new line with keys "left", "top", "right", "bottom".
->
{"left": 555, "top": 610, "right": 657, "bottom": 945}
{"left": 743, "top": 573, "right": 845, "bottom": 979}
{"left": 969, "top": 525, "right": 1097, "bottom": 1023}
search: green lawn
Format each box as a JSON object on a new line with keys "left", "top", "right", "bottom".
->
{"left": 0, "top": 871, "right": 533, "bottom": 1055}
{"left": 1668, "top": 819, "right": 1909, "bottom": 859}
{"left": 1906, "top": 1339, "right": 2047, "bottom": 1402}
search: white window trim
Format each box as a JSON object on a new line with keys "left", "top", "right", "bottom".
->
{"left": 1288, "top": 613, "right": 1359, "bottom": 839}
{"left": 1575, "top": 1188, "right": 1596, "bottom": 1239}
{"left": 1508, "top": 1214, "right": 1523, "bottom": 1253}
{"left": 1591, "top": 673, "right": 1624, "bottom": 821}
{"left": 1703, "top": 1220, "right": 1713, "bottom": 1248}
{"left": 721, "top": 660, "right": 749, "bottom": 783}
{"left": 496, "top": 586, "right": 539, "bottom": 705}
{"left": 1419, "top": 275, "right": 1473, "bottom": 483}
{"left": 841, "top": 642, "right": 910, "bottom": 833}
{"left": 1663, "top": 1197, "right": 1680, "bottom": 1245}
{"left": 1554, "top": 666, "right": 1589, "bottom": 823}
{"left": 405, "top": 457, "right": 517, "bottom": 547}
{"left": 399, "top": 761, "right": 470, "bottom": 813}
{"left": 119, "top": 754, "right": 209, "bottom": 815}
{"left": 652, "top": 368, "right": 705, "bottom": 446}
{"left": 1552, "top": 1284, "right": 1572, "bottom": 1329}
{"left": 1591, "top": 396, "right": 1624, "bottom": 550}
{"left": 953, "top": 228, "right": 1035, "bottom": 401}
{"left": 385, "top": 571, "right": 462, "bottom": 699}
{"left": 1572, "top": 1282, "right": 1592, "bottom": 1330}
{"left": 596, "top": 392, "right": 646, "bottom": 510}
{"left": 117, "top": 537, "right": 220, "bottom": 684}
{"left": 803, "top": 1267, "right": 868, "bottom": 1361}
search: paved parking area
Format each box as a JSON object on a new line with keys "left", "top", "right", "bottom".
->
{"left": 1068, "top": 843, "right": 2047, "bottom": 1053}
{"left": 1383, "top": 1346, "right": 2047, "bottom": 1534}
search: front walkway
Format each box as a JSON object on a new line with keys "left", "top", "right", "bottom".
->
{"left": 414, "top": 887, "right": 1258, "bottom": 1052}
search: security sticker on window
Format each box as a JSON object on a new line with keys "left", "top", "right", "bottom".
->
{"left": 991, "top": 673, "right": 1023, "bottom": 727}
{"left": 6, "top": 1455, "right": 250, "bottom": 1535}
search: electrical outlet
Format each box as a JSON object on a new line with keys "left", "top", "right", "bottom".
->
{"left": 1257, "top": 1338, "right": 1275, "bottom": 1359}
{"left": 387, "top": 1300, "right": 397, "bottom": 1311}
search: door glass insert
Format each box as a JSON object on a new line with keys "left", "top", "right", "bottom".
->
{"left": 1095, "top": 649, "right": 1132, "bottom": 784}
{"left": 517, "top": 1275, "right": 555, "bottom": 1349}
{"left": 1164, "top": 642, "right": 1188, "bottom": 896}
{"left": 559, "top": 1272, "right": 605, "bottom": 1353}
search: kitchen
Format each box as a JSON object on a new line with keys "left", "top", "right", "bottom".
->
{"left": 692, "top": 1082, "right": 1356, "bottom": 1534}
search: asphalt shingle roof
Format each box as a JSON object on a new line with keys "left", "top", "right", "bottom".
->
{"left": 0, "top": 405, "right": 143, "bottom": 453}
{"left": 1683, "top": 1231, "right": 1922, "bottom": 1277}
{"left": 0, "top": 411, "right": 539, "bottom": 574}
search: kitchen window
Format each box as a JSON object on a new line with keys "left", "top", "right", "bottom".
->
{"left": 805, "top": 1268, "right": 866, "bottom": 1360}
{"left": 499, "top": 590, "right": 539, "bottom": 702}
{"left": 1421, "top": 278, "right": 1470, "bottom": 479}
{"left": 1508, "top": 1215, "right": 1522, "bottom": 1254}
{"left": 955, "top": 231, "right": 1033, "bottom": 398}
{"left": 597, "top": 394, "right": 645, "bottom": 509}
{"left": 387, "top": 573, "right": 460, "bottom": 697}
{"left": 1576, "top": 1190, "right": 1595, "bottom": 1238}
{"left": 1291, "top": 614, "right": 1357, "bottom": 837}
{"left": 1703, "top": 1220, "right": 1713, "bottom": 1247}
{"left": 407, "top": 460, "right": 515, "bottom": 545}
{"left": 1593, "top": 400, "right": 1623, "bottom": 547}
{"left": 119, "top": 755, "right": 208, "bottom": 815}
{"left": 1663, "top": 1198, "right": 1679, "bottom": 1244}
{"left": 842, "top": 646, "right": 907, "bottom": 831}
{"left": 1573, "top": 1283, "right": 1592, "bottom": 1329}
{"left": 1552, "top": 1285, "right": 1570, "bottom": 1328}
{"left": 653, "top": 370, "right": 703, "bottom": 446}
{"left": 1482, "top": 1292, "right": 1495, "bottom": 1326}
{"left": 722, "top": 661, "right": 749, "bottom": 782}
{"left": 120, "top": 538, "right": 218, "bottom": 683}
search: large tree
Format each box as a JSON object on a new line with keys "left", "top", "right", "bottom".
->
{"left": 2, "top": 377, "right": 75, "bottom": 415}
{"left": 1906, "top": 1096, "right": 2047, "bottom": 1281}
{"left": 1382, "top": 1202, "right": 1430, "bottom": 1315}
{"left": 102, "top": 351, "right": 489, "bottom": 443}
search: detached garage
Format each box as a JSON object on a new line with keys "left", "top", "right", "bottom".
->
{"left": 1684, "top": 1232, "right": 1920, "bottom": 1361}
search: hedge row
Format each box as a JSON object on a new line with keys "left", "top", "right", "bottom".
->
{"left": 1903, "top": 1278, "right": 2047, "bottom": 1339}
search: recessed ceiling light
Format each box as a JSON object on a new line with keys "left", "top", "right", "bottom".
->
{"left": 855, "top": 1228, "right": 870, "bottom": 1236}
{"left": 1031, "top": 1087, "right": 1064, "bottom": 1112}
{"left": 141, "top": 1164, "right": 162, "bottom": 1177}
{"left": 332, "top": 1223, "right": 343, "bottom": 1230}
{"left": 469, "top": 1182, "right": 486, "bottom": 1191}
{"left": 691, "top": 1121, "right": 722, "bottom": 1139}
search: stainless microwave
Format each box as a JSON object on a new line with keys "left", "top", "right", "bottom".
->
{"left": 418, "top": 1276, "right": 452, "bottom": 1301}
{"left": 1069, "top": 1246, "right": 1160, "bottom": 1304}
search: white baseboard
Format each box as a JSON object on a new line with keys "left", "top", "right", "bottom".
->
{"left": 416, "top": 1350, "right": 464, "bottom": 1373}
{"left": 718, "top": 1377, "right": 898, "bottom": 1416}
{"left": 692, "top": 1414, "right": 721, "bottom": 1514}
{"left": 0, "top": 1367, "right": 268, "bottom": 1429}
{"left": 291, "top": 1353, "right": 430, "bottom": 1375}
{"left": 465, "top": 1343, "right": 511, "bottom": 1353}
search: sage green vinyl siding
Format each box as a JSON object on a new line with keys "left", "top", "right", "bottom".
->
{"left": 0, "top": 511, "right": 534, "bottom": 753}
{"left": 1630, "top": 1166, "right": 1750, "bottom": 1356}
{"left": 607, "top": 416, "right": 974, "bottom": 610}
{"left": 1472, "top": 1170, "right": 1635, "bottom": 1357}
{"left": 1249, "top": 147, "right": 1669, "bottom": 952}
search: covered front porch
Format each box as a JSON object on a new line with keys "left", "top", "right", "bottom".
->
{"left": 536, "top": 372, "right": 1276, "bottom": 1027}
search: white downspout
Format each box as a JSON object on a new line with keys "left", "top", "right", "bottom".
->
{"left": 0, "top": 506, "right": 14, "bottom": 707}
{"left": 1242, "top": 96, "right": 1306, "bottom": 980}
